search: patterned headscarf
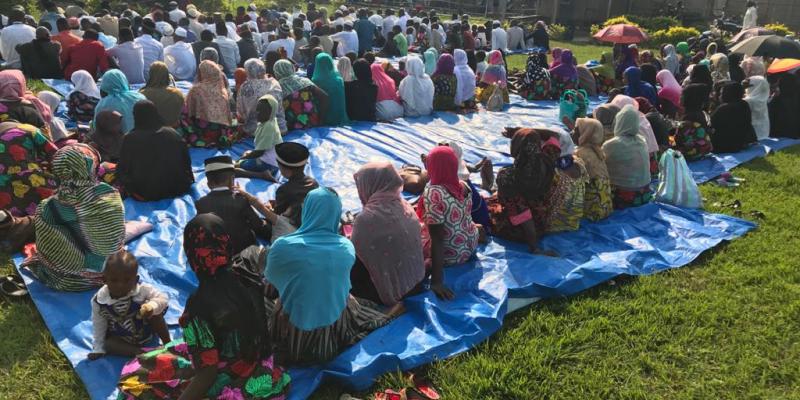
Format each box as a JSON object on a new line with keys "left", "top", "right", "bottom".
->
{"left": 273, "top": 59, "right": 314, "bottom": 98}
{"left": 574, "top": 117, "right": 609, "bottom": 179}
{"left": 432, "top": 53, "right": 455, "bottom": 77}
{"left": 52, "top": 143, "right": 101, "bottom": 202}
{"left": 498, "top": 128, "right": 555, "bottom": 202}
{"left": 0, "top": 70, "right": 53, "bottom": 124}
{"left": 183, "top": 213, "right": 231, "bottom": 278}
{"left": 523, "top": 52, "right": 549, "bottom": 84}
{"left": 187, "top": 61, "right": 231, "bottom": 125}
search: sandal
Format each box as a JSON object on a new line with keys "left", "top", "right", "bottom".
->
{"left": 373, "top": 389, "right": 405, "bottom": 400}
{"left": 408, "top": 374, "right": 440, "bottom": 400}
{"left": 0, "top": 275, "right": 28, "bottom": 299}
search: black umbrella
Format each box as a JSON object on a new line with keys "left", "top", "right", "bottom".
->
{"left": 729, "top": 35, "right": 800, "bottom": 59}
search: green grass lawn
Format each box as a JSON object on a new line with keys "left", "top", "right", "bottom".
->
{"left": 4, "top": 40, "right": 800, "bottom": 399}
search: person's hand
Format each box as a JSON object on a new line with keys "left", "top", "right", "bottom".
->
{"left": 87, "top": 352, "right": 105, "bottom": 361}
{"left": 234, "top": 184, "right": 257, "bottom": 204}
{"left": 139, "top": 302, "right": 155, "bottom": 319}
{"left": 430, "top": 283, "right": 455, "bottom": 300}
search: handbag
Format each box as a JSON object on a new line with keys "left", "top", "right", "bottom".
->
{"left": 655, "top": 149, "right": 703, "bottom": 208}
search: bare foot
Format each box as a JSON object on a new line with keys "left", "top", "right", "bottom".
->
{"left": 387, "top": 302, "right": 407, "bottom": 318}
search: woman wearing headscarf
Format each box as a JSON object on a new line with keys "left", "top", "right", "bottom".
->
{"left": 431, "top": 53, "right": 459, "bottom": 111}
{"left": 370, "top": 63, "right": 405, "bottom": 121}
{"left": 344, "top": 59, "right": 377, "bottom": 122}
{"left": 518, "top": 51, "right": 551, "bottom": 100}
{"left": 118, "top": 214, "right": 291, "bottom": 399}
{"left": 453, "top": 49, "right": 477, "bottom": 109}
{"left": 684, "top": 64, "right": 713, "bottom": 90}
{"left": 234, "top": 68, "right": 248, "bottom": 93}
{"left": 602, "top": 105, "right": 652, "bottom": 209}
{"left": 574, "top": 118, "right": 613, "bottom": 221}
{"left": 36, "top": 91, "right": 69, "bottom": 142}
{"left": 549, "top": 48, "right": 563, "bottom": 69}
{"left": 350, "top": 162, "right": 425, "bottom": 306}
{"left": 23, "top": 144, "right": 125, "bottom": 291}
{"left": 0, "top": 121, "right": 57, "bottom": 217}
{"left": 423, "top": 48, "right": 438, "bottom": 75}
{"left": 544, "top": 129, "right": 588, "bottom": 233}
{"left": 593, "top": 103, "right": 621, "bottom": 141}
{"left": 266, "top": 187, "right": 390, "bottom": 365}
{"left": 709, "top": 53, "right": 731, "bottom": 85}
{"left": 741, "top": 57, "right": 766, "bottom": 79}
{"left": 711, "top": 82, "right": 758, "bottom": 152}
{"left": 236, "top": 58, "right": 287, "bottom": 137}
{"left": 744, "top": 75, "right": 770, "bottom": 140}
{"left": 615, "top": 46, "right": 637, "bottom": 80}
{"left": 662, "top": 44, "right": 680, "bottom": 76}
{"left": 336, "top": 56, "right": 354, "bottom": 82}
{"left": 118, "top": 100, "right": 194, "bottom": 201}
{"left": 311, "top": 53, "right": 349, "bottom": 126}
{"left": 94, "top": 69, "right": 146, "bottom": 135}
{"left": 639, "top": 63, "right": 658, "bottom": 89}
{"left": 264, "top": 50, "right": 281, "bottom": 76}
{"left": 640, "top": 50, "right": 662, "bottom": 71}
{"left": 487, "top": 128, "right": 556, "bottom": 254}
{"left": 768, "top": 74, "right": 799, "bottom": 139}
{"left": 728, "top": 53, "right": 746, "bottom": 83}
{"left": 138, "top": 62, "right": 185, "bottom": 127}
{"left": 656, "top": 69, "right": 683, "bottom": 118}
{"left": 88, "top": 110, "right": 124, "bottom": 164}
{"left": 675, "top": 41, "right": 691, "bottom": 77}
{"left": 635, "top": 97, "right": 671, "bottom": 149}
{"left": 576, "top": 65, "right": 598, "bottom": 97}
{"left": 383, "top": 62, "right": 406, "bottom": 88}
{"left": 589, "top": 52, "right": 616, "bottom": 95}
{"left": 548, "top": 49, "right": 578, "bottom": 99}
{"left": 478, "top": 50, "right": 510, "bottom": 105}
{"left": 399, "top": 56, "right": 434, "bottom": 117}
{"left": 418, "top": 146, "right": 480, "bottom": 299}
{"left": 274, "top": 59, "right": 329, "bottom": 131}
{"left": 610, "top": 95, "right": 660, "bottom": 174}
{"left": 623, "top": 66, "right": 658, "bottom": 107}
{"left": 68, "top": 70, "right": 102, "bottom": 124}
{"left": 179, "top": 60, "right": 236, "bottom": 148}
{"left": 674, "top": 83, "right": 714, "bottom": 161}
{"left": 0, "top": 70, "right": 51, "bottom": 134}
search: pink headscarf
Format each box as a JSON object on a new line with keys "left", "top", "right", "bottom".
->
{"left": 352, "top": 161, "right": 425, "bottom": 306}
{"left": 425, "top": 145, "right": 464, "bottom": 201}
{"left": 550, "top": 48, "right": 563, "bottom": 69}
{"left": 370, "top": 63, "right": 400, "bottom": 102}
{"left": 0, "top": 70, "right": 53, "bottom": 124}
{"left": 656, "top": 69, "right": 682, "bottom": 109}
{"left": 481, "top": 50, "right": 507, "bottom": 86}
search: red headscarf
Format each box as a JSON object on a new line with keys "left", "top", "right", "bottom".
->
{"left": 426, "top": 145, "right": 464, "bottom": 201}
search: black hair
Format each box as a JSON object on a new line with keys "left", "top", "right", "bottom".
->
{"left": 201, "top": 29, "right": 215, "bottom": 42}
{"left": 56, "top": 17, "right": 69, "bottom": 30}
{"left": 83, "top": 29, "right": 99, "bottom": 40}
{"left": 119, "top": 27, "right": 134, "bottom": 42}
{"left": 475, "top": 50, "right": 486, "bottom": 61}
{"left": 179, "top": 17, "right": 189, "bottom": 26}
{"left": 293, "top": 27, "right": 303, "bottom": 38}
{"left": 215, "top": 20, "right": 228, "bottom": 36}
{"left": 206, "top": 169, "right": 234, "bottom": 187}
{"left": 105, "top": 250, "right": 139, "bottom": 276}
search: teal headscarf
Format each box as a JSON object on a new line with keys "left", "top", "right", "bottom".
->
{"left": 424, "top": 48, "right": 438, "bottom": 75}
{"left": 265, "top": 187, "right": 355, "bottom": 331}
{"left": 311, "top": 52, "right": 349, "bottom": 126}
{"left": 94, "top": 70, "right": 146, "bottom": 134}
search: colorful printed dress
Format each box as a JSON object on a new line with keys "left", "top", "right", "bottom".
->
{"left": 117, "top": 317, "right": 291, "bottom": 400}
{"left": 282, "top": 87, "right": 321, "bottom": 131}
{"left": 673, "top": 120, "right": 713, "bottom": 161}
{"left": 431, "top": 75, "right": 458, "bottom": 111}
{"left": 545, "top": 162, "right": 588, "bottom": 233}
{"left": 591, "top": 70, "right": 617, "bottom": 96}
{"left": 421, "top": 184, "right": 479, "bottom": 265}
{"left": 612, "top": 185, "right": 653, "bottom": 210}
{"left": 549, "top": 75, "right": 578, "bottom": 100}
{"left": 583, "top": 175, "right": 613, "bottom": 222}
{"left": 518, "top": 77, "right": 551, "bottom": 101}
{"left": 67, "top": 91, "right": 100, "bottom": 124}
{"left": 0, "top": 124, "right": 57, "bottom": 217}
{"left": 178, "top": 108, "right": 237, "bottom": 150}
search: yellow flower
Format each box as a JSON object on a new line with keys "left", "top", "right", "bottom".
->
{"left": 120, "top": 376, "right": 151, "bottom": 396}
{"left": 12, "top": 181, "right": 30, "bottom": 198}
{"left": 7, "top": 166, "right": 21, "bottom": 175}
{"left": 29, "top": 173, "right": 45, "bottom": 188}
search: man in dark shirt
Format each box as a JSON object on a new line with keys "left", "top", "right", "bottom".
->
{"left": 194, "top": 156, "right": 270, "bottom": 255}
{"left": 236, "top": 27, "right": 260, "bottom": 67}
{"left": 17, "top": 27, "right": 63, "bottom": 79}
{"left": 273, "top": 143, "right": 319, "bottom": 228}
{"left": 192, "top": 29, "right": 222, "bottom": 67}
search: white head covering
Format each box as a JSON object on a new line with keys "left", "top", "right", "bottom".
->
{"left": 36, "top": 91, "right": 69, "bottom": 141}
{"left": 175, "top": 27, "right": 187, "bottom": 38}
{"left": 336, "top": 57, "right": 354, "bottom": 82}
{"left": 610, "top": 95, "right": 659, "bottom": 153}
{"left": 447, "top": 141, "right": 471, "bottom": 180}
{"left": 398, "top": 56, "right": 434, "bottom": 117}
{"left": 453, "top": 49, "right": 476, "bottom": 105}
{"left": 557, "top": 130, "right": 576, "bottom": 157}
{"left": 744, "top": 75, "right": 770, "bottom": 140}
{"left": 160, "top": 23, "right": 174, "bottom": 36}
{"left": 70, "top": 69, "right": 101, "bottom": 99}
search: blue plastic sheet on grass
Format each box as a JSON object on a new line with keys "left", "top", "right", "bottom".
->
{"left": 10, "top": 79, "right": 788, "bottom": 400}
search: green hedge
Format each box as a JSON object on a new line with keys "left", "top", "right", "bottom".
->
{"left": 591, "top": 15, "right": 694, "bottom": 47}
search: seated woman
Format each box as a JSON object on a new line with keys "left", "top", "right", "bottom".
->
{"left": 118, "top": 214, "right": 290, "bottom": 399}
{"left": 431, "top": 54, "right": 458, "bottom": 112}
{"left": 371, "top": 63, "right": 405, "bottom": 121}
{"left": 589, "top": 52, "right": 616, "bottom": 95}
{"left": 68, "top": 70, "right": 102, "bottom": 125}
{"left": 574, "top": 118, "right": 613, "bottom": 221}
{"left": 118, "top": 100, "right": 194, "bottom": 201}
{"left": 180, "top": 60, "right": 236, "bottom": 148}
{"left": 655, "top": 69, "right": 682, "bottom": 118}
{"left": 488, "top": 128, "right": 556, "bottom": 254}
{"left": 635, "top": 97, "right": 671, "bottom": 150}
{"left": 311, "top": 52, "right": 350, "bottom": 126}
{"left": 477, "top": 50, "right": 510, "bottom": 106}
{"left": 517, "top": 51, "right": 551, "bottom": 101}
{"left": 0, "top": 122, "right": 57, "bottom": 217}
{"left": 593, "top": 103, "right": 621, "bottom": 142}
{"left": 94, "top": 70, "right": 146, "bottom": 136}
{"left": 344, "top": 59, "right": 377, "bottom": 122}
{"left": 744, "top": 75, "right": 770, "bottom": 141}
{"left": 576, "top": 65, "right": 598, "bottom": 97}
{"left": 711, "top": 82, "right": 757, "bottom": 153}
{"left": 23, "top": 144, "right": 125, "bottom": 291}
{"left": 383, "top": 62, "right": 406, "bottom": 88}
{"left": 350, "top": 161, "right": 426, "bottom": 306}
{"left": 610, "top": 95, "right": 660, "bottom": 176}
{"left": 337, "top": 56, "right": 354, "bottom": 82}
{"left": 548, "top": 49, "right": 578, "bottom": 99}
{"left": 138, "top": 62, "right": 185, "bottom": 128}
{"left": 623, "top": 66, "right": 658, "bottom": 108}
{"left": 423, "top": 48, "right": 438, "bottom": 75}
{"left": 542, "top": 131, "right": 588, "bottom": 233}
{"left": 0, "top": 70, "right": 51, "bottom": 134}
{"left": 768, "top": 73, "right": 800, "bottom": 139}
{"left": 236, "top": 58, "right": 287, "bottom": 136}
{"left": 399, "top": 57, "right": 434, "bottom": 117}
{"left": 88, "top": 110, "right": 124, "bottom": 163}
{"left": 273, "top": 59, "right": 329, "bottom": 131}
{"left": 674, "top": 83, "right": 713, "bottom": 161}
{"left": 602, "top": 105, "right": 653, "bottom": 209}
{"left": 266, "top": 187, "right": 391, "bottom": 365}
{"left": 453, "top": 49, "right": 477, "bottom": 111}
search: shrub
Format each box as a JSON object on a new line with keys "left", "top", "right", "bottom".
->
{"left": 590, "top": 24, "right": 602, "bottom": 36}
{"left": 548, "top": 23, "right": 568, "bottom": 41}
{"left": 648, "top": 26, "right": 701, "bottom": 46}
{"left": 765, "top": 23, "right": 794, "bottom": 37}
{"left": 631, "top": 16, "right": 680, "bottom": 32}
{"left": 601, "top": 16, "right": 638, "bottom": 28}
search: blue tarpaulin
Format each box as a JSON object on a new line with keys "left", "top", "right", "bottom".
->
{"left": 12, "top": 79, "right": 793, "bottom": 400}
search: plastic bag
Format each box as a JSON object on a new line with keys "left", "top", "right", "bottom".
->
{"left": 485, "top": 83, "right": 505, "bottom": 112}
{"left": 655, "top": 149, "right": 703, "bottom": 208}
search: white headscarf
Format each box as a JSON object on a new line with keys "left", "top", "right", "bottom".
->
{"left": 336, "top": 57, "right": 354, "bottom": 82}
{"left": 70, "top": 70, "right": 101, "bottom": 99}
{"left": 447, "top": 141, "right": 471, "bottom": 180}
{"left": 663, "top": 44, "right": 679, "bottom": 76}
{"left": 744, "top": 75, "right": 770, "bottom": 140}
{"left": 453, "top": 49, "right": 476, "bottom": 104}
{"left": 398, "top": 56, "right": 434, "bottom": 117}
{"left": 610, "top": 95, "right": 659, "bottom": 153}
{"left": 36, "top": 90, "right": 69, "bottom": 141}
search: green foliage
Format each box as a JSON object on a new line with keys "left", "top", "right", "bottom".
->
{"left": 601, "top": 16, "right": 638, "bottom": 28}
{"left": 590, "top": 24, "right": 602, "bottom": 37}
{"left": 188, "top": 0, "right": 234, "bottom": 14}
{"left": 765, "top": 23, "right": 794, "bottom": 37}
{"left": 648, "top": 26, "right": 701, "bottom": 46}
{"left": 625, "top": 15, "right": 680, "bottom": 32}
{"left": 547, "top": 24, "right": 568, "bottom": 41}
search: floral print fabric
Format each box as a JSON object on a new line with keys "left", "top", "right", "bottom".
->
{"left": 612, "top": 185, "right": 653, "bottom": 209}
{"left": 673, "top": 121, "right": 713, "bottom": 161}
{"left": 421, "top": 185, "right": 479, "bottom": 266}
{"left": 67, "top": 91, "right": 100, "bottom": 124}
{"left": 545, "top": 163, "right": 588, "bottom": 233}
{"left": 0, "top": 124, "right": 57, "bottom": 216}
{"left": 282, "top": 87, "right": 320, "bottom": 131}
{"left": 431, "top": 75, "right": 457, "bottom": 111}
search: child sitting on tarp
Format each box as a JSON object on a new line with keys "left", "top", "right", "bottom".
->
{"left": 271, "top": 142, "right": 320, "bottom": 231}
{"left": 88, "top": 250, "right": 170, "bottom": 360}
{"left": 236, "top": 94, "right": 283, "bottom": 182}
